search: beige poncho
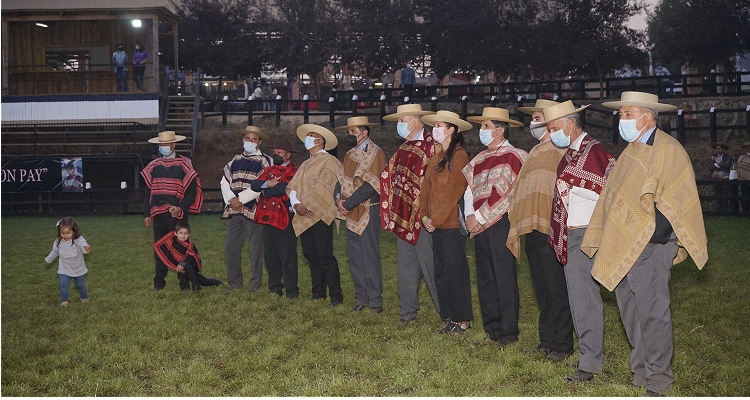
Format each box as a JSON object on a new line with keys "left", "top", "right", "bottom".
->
{"left": 287, "top": 152, "right": 341, "bottom": 237}
{"left": 581, "top": 130, "right": 708, "bottom": 291}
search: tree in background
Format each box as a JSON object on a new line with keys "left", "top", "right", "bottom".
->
{"left": 649, "top": 0, "right": 750, "bottom": 71}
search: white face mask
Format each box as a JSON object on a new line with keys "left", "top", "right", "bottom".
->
{"left": 243, "top": 141, "right": 257, "bottom": 153}
{"left": 618, "top": 113, "right": 646, "bottom": 142}
{"left": 549, "top": 121, "right": 570, "bottom": 148}
{"left": 431, "top": 127, "right": 447, "bottom": 144}
{"left": 397, "top": 122, "right": 411, "bottom": 138}
{"left": 529, "top": 121, "right": 547, "bottom": 140}
{"left": 304, "top": 136, "right": 318, "bottom": 150}
{"left": 158, "top": 146, "right": 172, "bottom": 156}
{"left": 479, "top": 129, "right": 495, "bottom": 146}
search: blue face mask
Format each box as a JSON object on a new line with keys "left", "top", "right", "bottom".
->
{"left": 243, "top": 141, "right": 257, "bottom": 153}
{"left": 479, "top": 129, "right": 495, "bottom": 146}
{"left": 618, "top": 113, "right": 646, "bottom": 143}
{"left": 397, "top": 122, "right": 411, "bottom": 138}
{"left": 159, "top": 146, "right": 172, "bottom": 156}
{"left": 549, "top": 121, "right": 570, "bottom": 148}
{"left": 304, "top": 136, "right": 317, "bottom": 150}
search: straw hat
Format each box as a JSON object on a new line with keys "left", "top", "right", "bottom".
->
{"left": 235, "top": 125, "right": 270, "bottom": 142}
{"left": 148, "top": 130, "right": 186, "bottom": 144}
{"left": 467, "top": 107, "right": 524, "bottom": 127}
{"left": 518, "top": 99, "right": 560, "bottom": 114}
{"left": 296, "top": 124, "right": 338, "bottom": 150}
{"left": 740, "top": 141, "right": 750, "bottom": 149}
{"left": 541, "top": 100, "right": 590, "bottom": 124}
{"left": 334, "top": 116, "right": 379, "bottom": 130}
{"left": 382, "top": 104, "right": 435, "bottom": 121}
{"left": 602, "top": 91, "right": 677, "bottom": 112}
{"left": 420, "top": 110, "right": 473, "bottom": 132}
{"left": 713, "top": 142, "right": 729, "bottom": 150}
{"left": 268, "top": 138, "right": 298, "bottom": 153}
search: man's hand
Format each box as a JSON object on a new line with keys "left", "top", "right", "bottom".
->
{"left": 423, "top": 217, "right": 435, "bottom": 233}
{"left": 176, "top": 265, "right": 185, "bottom": 274}
{"left": 336, "top": 198, "right": 348, "bottom": 215}
{"left": 169, "top": 206, "right": 183, "bottom": 217}
{"left": 144, "top": 217, "right": 153, "bottom": 227}
{"left": 266, "top": 178, "right": 279, "bottom": 188}
{"left": 228, "top": 197, "right": 243, "bottom": 212}
{"left": 295, "top": 203, "right": 315, "bottom": 218}
{"left": 465, "top": 214, "right": 484, "bottom": 234}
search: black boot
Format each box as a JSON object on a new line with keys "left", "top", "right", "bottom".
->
{"left": 192, "top": 283, "right": 202, "bottom": 294}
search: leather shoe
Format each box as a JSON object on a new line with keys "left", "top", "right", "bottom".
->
{"left": 440, "top": 321, "right": 468, "bottom": 334}
{"left": 369, "top": 307, "right": 383, "bottom": 314}
{"left": 522, "top": 345, "right": 551, "bottom": 355}
{"left": 328, "top": 301, "right": 342, "bottom": 307}
{"left": 399, "top": 317, "right": 416, "bottom": 324}
{"left": 350, "top": 305, "right": 366, "bottom": 312}
{"left": 566, "top": 369, "right": 595, "bottom": 382}
{"left": 546, "top": 350, "right": 573, "bottom": 362}
{"left": 497, "top": 338, "right": 518, "bottom": 348}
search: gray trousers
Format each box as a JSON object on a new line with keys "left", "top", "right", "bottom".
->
{"left": 346, "top": 207, "right": 383, "bottom": 308}
{"left": 396, "top": 227, "right": 441, "bottom": 320}
{"left": 225, "top": 215, "right": 264, "bottom": 291}
{"left": 564, "top": 228, "right": 604, "bottom": 374}
{"left": 615, "top": 238, "right": 678, "bottom": 394}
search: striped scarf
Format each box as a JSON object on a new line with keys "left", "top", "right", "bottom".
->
{"left": 549, "top": 134, "right": 615, "bottom": 265}
{"left": 141, "top": 156, "right": 203, "bottom": 218}
{"left": 154, "top": 233, "right": 202, "bottom": 272}
{"left": 462, "top": 145, "right": 527, "bottom": 238}
{"left": 380, "top": 131, "right": 436, "bottom": 245}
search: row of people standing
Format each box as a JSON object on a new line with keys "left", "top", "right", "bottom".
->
{"left": 139, "top": 91, "right": 708, "bottom": 396}
{"left": 111, "top": 43, "right": 150, "bottom": 93}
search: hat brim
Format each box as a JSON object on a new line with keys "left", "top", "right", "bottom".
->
{"left": 601, "top": 101, "right": 677, "bottom": 112}
{"left": 466, "top": 115, "right": 524, "bottom": 127}
{"left": 235, "top": 129, "right": 270, "bottom": 142}
{"left": 540, "top": 104, "right": 591, "bottom": 125}
{"left": 296, "top": 124, "right": 338, "bottom": 150}
{"left": 517, "top": 106, "right": 546, "bottom": 114}
{"left": 382, "top": 110, "right": 434, "bottom": 121}
{"left": 334, "top": 122, "right": 379, "bottom": 130}
{"left": 420, "top": 114, "right": 473, "bottom": 132}
{"left": 148, "top": 135, "right": 186, "bottom": 144}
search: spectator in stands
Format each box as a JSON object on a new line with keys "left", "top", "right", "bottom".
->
{"left": 112, "top": 44, "right": 128, "bottom": 92}
{"left": 737, "top": 141, "right": 750, "bottom": 211}
{"left": 142, "top": 131, "right": 203, "bottom": 291}
{"left": 132, "top": 43, "right": 150, "bottom": 92}
{"left": 260, "top": 78, "right": 277, "bottom": 111}
{"left": 400, "top": 63, "right": 416, "bottom": 99}
{"left": 654, "top": 63, "right": 674, "bottom": 94}
{"left": 709, "top": 142, "right": 733, "bottom": 212}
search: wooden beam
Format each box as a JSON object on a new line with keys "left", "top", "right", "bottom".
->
{"left": 4, "top": 12, "right": 161, "bottom": 22}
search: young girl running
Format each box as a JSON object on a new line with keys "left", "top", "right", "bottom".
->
{"left": 44, "top": 217, "right": 91, "bottom": 308}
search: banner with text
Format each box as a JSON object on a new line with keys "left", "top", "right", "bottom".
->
{"left": 1, "top": 158, "right": 84, "bottom": 193}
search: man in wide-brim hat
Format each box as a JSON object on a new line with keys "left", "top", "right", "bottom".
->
{"left": 462, "top": 107, "right": 529, "bottom": 346}
{"left": 250, "top": 137, "right": 300, "bottom": 299}
{"left": 507, "top": 99, "right": 574, "bottom": 361}
{"left": 582, "top": 91, "right": 707, "bottom": 396}
{"left": 335, "top": 116, "right": 387, "bottom": 313}
{"left": 287, "top": 124, "right": 344, "bottom": 306}
{"left": 543, "top": 100, "right": 615, "bottom": 383}
{"left": 221, "top": 125, "right": 273, "bottom": 292}
{"left": 380, "top": 103, "right": 443, "bottom": 323}
{"left": 141, "top": 130, "right": 204, "bottom": 291}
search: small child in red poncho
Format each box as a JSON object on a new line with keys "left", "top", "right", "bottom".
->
{"left": 153, "top": 221, "right": 223, "bottom": 293}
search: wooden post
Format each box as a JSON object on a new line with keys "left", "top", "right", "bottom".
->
{"left": 329, "top": 96, "right": 336, "bottom": 128}
{"left": 350, "top": 95, "right": 358, "bottom": 117}
{"left": 246, "top": 97, "right": 253, "bottom": 125}
{"left": 710, "top": 107, "right": 717, "bottom": 144}
{"left": 612, "top": 110, "right": 620, "bottom": 145}
{"left": 461, "top": 96, "right": 468, "bottom": 120}
{"left": 303, "top": 95, "right": 309, "bottom": 124}
{"left": 431, "top": 96, "right": 438, "bottom": 112}
{"left": 379, "top": 95, "right": 386, "bottom": 125}
{"left": 677, "top": 109, "right": 686, "bottom": 143}
{"left": 490, "top": 95, "right": 497, "bottom": 108}
{"left": 221, "top": 96, "right": 228, "bottom": 127}
{"left": 275, "top": 95, "right": 281, "bottom": 127}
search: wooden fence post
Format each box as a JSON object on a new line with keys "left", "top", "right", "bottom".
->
{"left": 710, "top": 107, "right": 717, "bottom": 144}
{"left": 351, "top": 95, "right": 359, "bottom": 117}
{"left": 461, "top": 96, "right": 468, "bottom": 120}
{"left": 221, "top": 96, "right": 228, "bottom": 127}
{"left": 329, "top": 96, "right": 336, "bottom": 128}
{"left": 677, "top": 109, "right": 686, "bottom": 143}
{"left": 275, "top": 95, "right": 281, "bottom": 127}
{"left": 379, "top": 95, "right": 386, "bottom": 125}
{"left": 303, "top": 95, "right": 309, "bottom": 124}
{"left": 246, "top": 97, "right": 253, "bottom": 126}
{"left": 431, "top": 96, "right": 438, "bottom": 112}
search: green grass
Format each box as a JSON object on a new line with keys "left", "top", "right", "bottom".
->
{"left": 2, "top": 215, "right": 749, "bottom": 396}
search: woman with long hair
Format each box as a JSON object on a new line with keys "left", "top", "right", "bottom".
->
{"left": 419, "top": 110, "right": 473, "bottom": 333}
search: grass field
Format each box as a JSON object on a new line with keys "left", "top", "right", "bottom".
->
{"left": 2, "top": 215, "right": 749, "bottom": 396}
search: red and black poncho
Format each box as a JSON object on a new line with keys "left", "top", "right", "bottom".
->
{"left": 153, "top": 232, "right": 202, "bottom": 272}
{"left": 141, "top": 156, "right": 204, "bottom": 218}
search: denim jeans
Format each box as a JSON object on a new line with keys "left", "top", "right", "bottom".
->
{"left": 59, "top": 274, "right": 88, "bottom": 302}
{"left": 115, "top": 66, "right": 128, "bottom": 92}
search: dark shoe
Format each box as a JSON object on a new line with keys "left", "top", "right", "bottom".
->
{"left": 153, "top": 286, "right": 164, "bottom": 291}
{"left": 640, "top": 390, "right": 665, "bottom": 397}
{"left": 546, "top": 350, "right": 573, "bottom": 362}
{"left": 440, "top": 322, "right": 468, "bottom": 334}
{"left": 497, "top": 338, "right": 518, "bottom": 349}
{"left": 566, "top": 370, "right": 595, "bottom": 382}
{"left": 192, "top": 284, "right": 202, "bottom": 294}
{"left": 328, "top": 301, "right": 342, "bottom": 307}
{"left": 523, "top": 345, "right": 552, "bottom": 355}
{"left": 181, "top": 287, "right": 191, "bottom": 292}
{"left": 350, "top": 305, "right": 367, "bottom": 312}
{"left": 399, "top": 316, "right": 417, "bottom": 324}
{"left": 270, "top": 290, "right": 283, "bottom": 297}
{"left": 369, "top": 307, "right": 383, "bottom": 314}
{"left": 211, "top": 279, "right": 224, "bottom": 286}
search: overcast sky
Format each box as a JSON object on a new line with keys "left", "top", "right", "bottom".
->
{"left": 626, "top": 0, "right": 659, "bottom": 31}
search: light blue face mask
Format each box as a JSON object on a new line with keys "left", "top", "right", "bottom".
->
{"left": 243, "top": 141, "right": 257, "bottom": 153}
{"left": 304, "top": 136, "right": 317, "bottom": 150}
{"left": 479, "top": 129, "right": 494, "bottom": 146}
{"left": 159, "top": 146, "right": 172, "bottom": 156}
{"left": 397, "top": 122, "right": 411, "bottom": 138}
{"left": 549, "top": 121, "right": 570, "bottom": 148}
{"left": 618, "top": 113, "right": 646, "bottom": 142}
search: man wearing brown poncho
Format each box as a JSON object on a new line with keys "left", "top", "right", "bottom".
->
{"left": 582, "top": 92, "right": 708, "bottom": 397}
